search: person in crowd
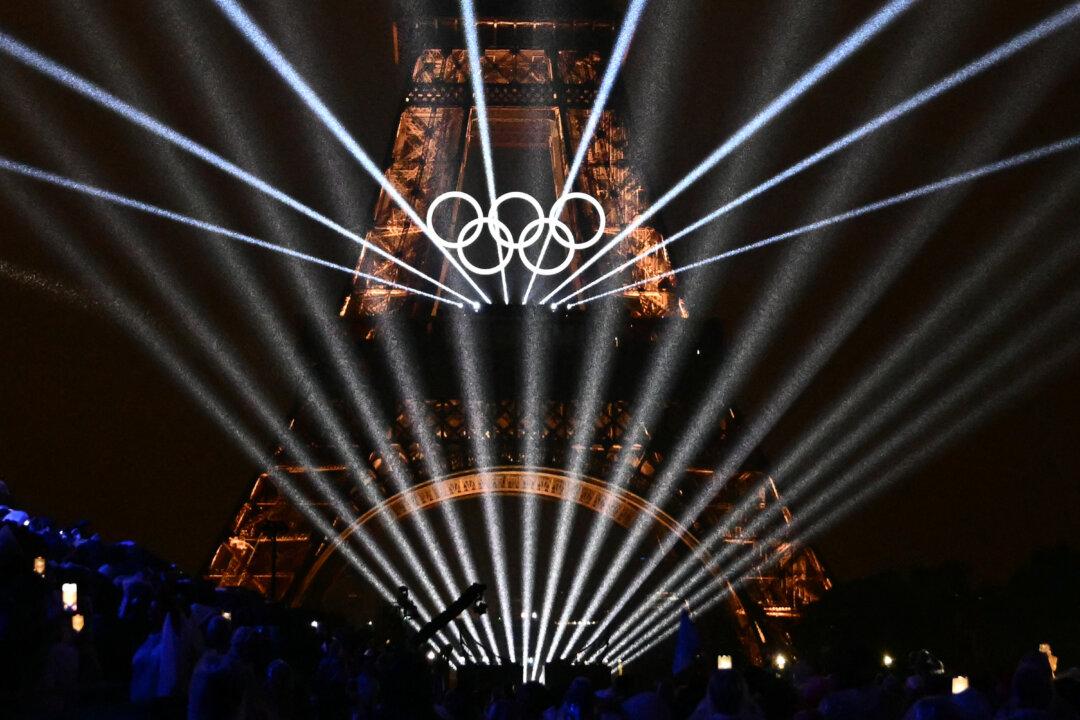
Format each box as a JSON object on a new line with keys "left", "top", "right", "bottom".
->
{"left": 1055, "top": 669, "right": 1080, "bottom": 717}
{"left": 265, "top": 658, "right": 298, "bottom": 720}
{"left": 817, "top": 642, "right": 890, "bottom": 720}
{"left": 188, "top": 619, "right": 245, "bottom": 720}
{"left": 546, "top": 676, "right": 596, "bottom": 720}
{"left": 5, "top": 483, "right": 1080, "bottom": 720}
{"left": 31, "top": 616, "right": 80, "bottom": 719}
{"left": 516, "top": 680, "right": 550, "bottom": 720}
{"left": 996, "top": 653, "right": 1061, "bottom": 720}
{"left": 621, "top": 690, "right": 671, "bottom": 720}
{"left": 686, "top": 668, "right": 763, "bottom": 720}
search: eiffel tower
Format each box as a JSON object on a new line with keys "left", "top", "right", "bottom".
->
{"left": 206, "top": 13, "right": 829, "bottom": 665}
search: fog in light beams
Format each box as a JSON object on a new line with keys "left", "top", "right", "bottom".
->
{"left": 539, "top": 0, "right": 918, "bottom": 305}
{"left": 2, "top": 0, "right": 1079, "bottom": 672}
{"left": 555, "top": 0, "right": 1080, "bottom": 306}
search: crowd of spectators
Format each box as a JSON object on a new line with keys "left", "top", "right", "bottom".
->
{"left": 2, "top": 482, "right": 1078, "bottom": 720}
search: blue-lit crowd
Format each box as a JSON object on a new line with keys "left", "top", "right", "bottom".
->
{"left": 2, "top": 483, "right": 1078, "bottom": 720}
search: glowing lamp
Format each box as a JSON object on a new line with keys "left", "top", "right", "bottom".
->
{"left": 426, "top": 650, "right": 437, "bottom": 661}
{"left": 774, "top": 654, "right": 787, "bottom": 670}
{"left": 883, "top": 654, "right": 894, "bottom": 668}
{"left": 33, "top": 556, "right": 46, "bottom": 575}
{"left": 71, "top": 614, "right": 85, "bottom": 633}
{"left": 310, "top": 620, "right": 320, "bottom": 630}
{"left": 221, "top": 611, "right": 232, "bottom": 622}
{"left": 717, "top": 655, "right": 733, "bottom": 670}
{"left": 61, "top": 583, "right": 78, "bottom": 612}
{"left": 951, "top": 676, "right": 969, "bottom": 695}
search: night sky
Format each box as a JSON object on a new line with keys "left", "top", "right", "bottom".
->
{"left": 1, "top": 0, "right": 1079, "bottom": 595}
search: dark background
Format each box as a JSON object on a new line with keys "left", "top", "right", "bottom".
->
{"left": 1, "top": 0, "right": 1078, "bottom": 594}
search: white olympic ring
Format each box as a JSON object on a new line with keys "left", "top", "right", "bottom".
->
{"left": 425, "top": 190, "right": 606, "bottom": 276}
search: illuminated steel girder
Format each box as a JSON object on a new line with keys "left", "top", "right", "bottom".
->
{"left": 206, "top": 16, "right": 828, "bottom": 664}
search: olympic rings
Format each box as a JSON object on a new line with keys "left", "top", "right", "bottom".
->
{"left": 425, "top": 190, "right": 606, "bottom": 277}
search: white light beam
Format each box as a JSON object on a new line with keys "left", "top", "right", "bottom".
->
{"left": 601, "top": 239, "right": 1080, "bottom": 658}
{"left": 614, "top": 315, "right": 1080, "bottom": 664}
{"left": 448, "top": 312, "right": 517, "bottom": 662}
{"left": 554, "top": 0, "right": 1080, "bottom": 305}
{"left": 4, "top": 177, "right": 434, "bottom": 631}
{"left": 0, "top": 157, "right": 461, "bottom": 308}
{"left": 565, "top": 135, "right": 1080, "bottom": 307}
{"left": 588, "top": 219, "right": 1069, "bottom": 659}
{"left": 458, "top": 0, "right": 509, "bottom": 304}
{"left": 521, "top": 0, "right": 649, "bottom": 303}
{"left": 538, "top": 0, "right": 917, "bottom": 305}
{"left": 0, "top": 31, "right": 477, "bottom": 308}
{"left": 211, "top": 0, "right": 490, "bottom": 305}
{"left": 528, "top": 303, "right": 621, "bottom": 674}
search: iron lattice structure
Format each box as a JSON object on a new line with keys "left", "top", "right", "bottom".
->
{"left": 207, "top": 17, "right": 829, "bottom": 664}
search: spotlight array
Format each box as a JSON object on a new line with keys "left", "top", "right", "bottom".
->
{"left": 601, "top": 233, "right": 1080, "bottom": 664}
{"left": 378, "top": 317, "right": 502, "bottom": 660}
{"left": 448, "top": 312, "right": 517, "bottom": 662}
{"left": 549, "top": 318, "right": 702, "bottom": 663}
{"left": 211, "top": 0, "right": 490, "bottom": 306}
{"left": 614, "top": 321, "right": 1080, "bottom": 666}
{"left": 538, "top": 0, "right": 918, "bottom": 305}
{"left": 0, "top": 157, "right": 461, "bottom": 307}
{"left": 5, "top": 179, "right": 457, "bottom": 658}
{"left": 4, "top": 0, "right": 1077, "bottom": 674}
{"left": 3, "top": 69, "right": 468, "bottom": 663}
{"left": 0, "top": 31, "right": 474, "bottom": 308}
{"left": 573, "top": 168, "right": 1080, "bottom": 664}
{"left": 565, "top": 135, "right": 1080, "bottom": 307}
{"left": 528, "top": 303, "right": 621, "bottom": 678}
{"left": 552, "top": 1, "right": 1080, "bottom": 307}
{"left": 551, "top": 128, "right": 1080, "bottom": 662}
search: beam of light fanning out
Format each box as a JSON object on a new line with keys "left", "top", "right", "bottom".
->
{"left": 594, "top": 189, "right": 1080, "bottom": 658}
{"left": 211, "top": 0, "right": 490, "bottom": 306}
{"left": 3, "top": 178, "right": 436, "bottom": 638}
{"left": 0, "top": 70, "right": 461, "bottom": 655}
{"left": 555, "top": 0, "right": 1080, "bottom": 305}
{"left": 529, "top": 303, "right": 620, "bottom": 674}
{"left": 458, "top": 0, "right": 509, "bottom": 303}
{"left": 448, "top": 312, "right": 517, "bottom": 662}
{"left": 577, "top": 172, "right": 1080, "bottom": 660}
{"left": 565, "top": 135, "right": 1080, "bottom": 307}
{"left": 550, "top": 314, "right": 703, "bottom": 662}
{"left": 602, "top": 265, "right": 1080, "bottom": 661}
{"left": 521, "top": 0, "right": 648, "bottom": 303}
{"left": 0, "top": 31, "right": 477, "bottom": 307}
{"left": 615, "top": 320, "right": 1080, "bottom": 665}
{"left": 380, "top": 316, "right": 503, "bottom": 660}
{"left": 0, "top": 157, "right": 461, "bottom": 308}
{"left": 538, "top": 0, "right": 917, "bottom": 305}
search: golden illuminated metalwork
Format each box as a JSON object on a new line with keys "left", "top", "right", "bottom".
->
{"left": 207, "top": 15, "right": 828, "bottom": 663}
{"left": 340, "top": 18, "right": 681, "bottom": 318}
